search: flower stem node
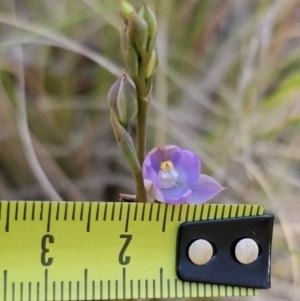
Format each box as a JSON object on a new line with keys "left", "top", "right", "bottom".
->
{"left": 107, "top": 72, "right": 138, "bottom": 127}
{"left": 143, "top": 145, "right": 224, "bottom": 204}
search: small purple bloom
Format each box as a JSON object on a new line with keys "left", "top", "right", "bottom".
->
{"left": 142, "top": 145, "right": 224, "bottom": 204}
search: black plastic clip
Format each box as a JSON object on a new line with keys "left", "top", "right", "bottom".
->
{"left": 176, "top": 214, "right": 274, "bottom": 288}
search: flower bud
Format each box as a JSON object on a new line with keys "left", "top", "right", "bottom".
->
{"left": 119, "top": 0, "right": 135, "bottom": 22}
{"left": 139, "top": 4, "right": 157, "bottom": 51}
{"left": 107, "top": 72, "right": 138, "bottom": 126}
{"left": 120, "top": 28, "right": 139, "bottom": 78}
{"left": 110, "top": 111, "right": 141, "bottom": 176}
{"left": 146, "top": 49, "right": 159, "bottom": 78}
{"left": 128, "top": 11, "right": 148, "bottom": 54}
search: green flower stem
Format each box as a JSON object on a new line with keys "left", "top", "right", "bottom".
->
{"left": 135, "top": 168, "right": 147, "bottom": 203}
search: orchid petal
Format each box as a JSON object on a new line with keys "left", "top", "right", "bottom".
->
{"left": 171, "top": 149, "right": 200, "bottom": 185}
{"left": 187, "top": 174, "right": 223, "bottom": 204}
{"left": 161, "top": 186, "right": 191, "bottom": 204}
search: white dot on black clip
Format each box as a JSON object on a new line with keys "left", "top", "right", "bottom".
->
{"left": 235, "top": 238, "right": 259, "bottom": 264}
{"left": 188, "top": 239, "right": 213, "bottom": 265}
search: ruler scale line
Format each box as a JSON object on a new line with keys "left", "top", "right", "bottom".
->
{"left": 47, "top": 203, "right": 52, "bottom": 233}
{"left": 15, "top": 202, "right": 19, "bottom": 221}
{"left": 63, "top": 203, "right": 67, "bottom": 221}
{"left": 44, "top": 269, "right": 48, "bottom": 301}
{"left": 72, "top": 203, "right": 76, "bottom": 221}
{"left": 12, "top": 282, "right": 15, "bottom": 301}
{"left": 141, "top": 203, "right": 146, "bottom": 221}
{"left": 86, "top": 204, "right": 91, "bottom": 232}
{"left": 29, "top": 282, "right": 32, "bottom": 301}
{"left": 23, "top": 203, "right": 27, "bottom": 221}
{"left": 130, "top": 280, "right": 133, "bottom": 299}
{"left": 37, "top": 282, "right": 40, "bottom": 301}
{"left": 32, "top": 202, "right": 35, "bottom": 221}
{"left": 68, "top": 282, "right": 71, "bottom": 301}
{"left": 160, "top": 268, "right": 163, "bottom": 298}
{"left": 92, "top": 281, "right": 95, "bottom": 301}
{"left": 122, "top": 268, "right": 126, "bottom": 300}
{"left": 52, "top": 282, "right": 55, "bottom": 301}
{"left": 76, "top": 281, "right": 79, "bottom": 301}
{"left": 4, "top": 270, "right": 7, "bottom": 301}
{"left": 55, "top": 203, "right": 60, "bottom": 221}
{"left": 107, "top": 280, "right": 110, "bottom": 300}
{"left": 60, "top": 281, "right": 64, "bottom": 301}
{"left": 20, "top": 283, "right": 23, "bottom": 301}
{"left": 145, "top": 279, "right": 148, "bottom": 299}
{"left": 80, "top": 203, "right": 84, "bottom": 221}
{"left": 5, "top": 202, "right": 10, "bottom": 232}
{"left": 137, "top": 279, "right": 141, "bottom": 299}
{"left": 125, "top": 205, "right": 130, "bottom": 233}
{"left": 84, "top": 269, "right": 87, "bottom": 300}
{"left": 111, "top": 202, "right": 115, "bottom": 221}
{"left": 162, "top": 206, "right": 168, "bottom": 232}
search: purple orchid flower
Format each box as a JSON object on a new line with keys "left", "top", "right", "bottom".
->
{"left": 142, "top": 145, "right": 224, "bottom": 204}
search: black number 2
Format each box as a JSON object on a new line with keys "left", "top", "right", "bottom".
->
{"left": 119, "top": 234, "right": 132, "bottom": 265}
{"left": 41, "top": 234, "right": 54, "bottom": 266}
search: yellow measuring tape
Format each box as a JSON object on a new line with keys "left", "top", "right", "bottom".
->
{"left": 0, "top": 201, "right": 265, "bottom": 300}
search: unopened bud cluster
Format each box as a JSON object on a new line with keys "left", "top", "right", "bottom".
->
{"left": 120, "top": 0, "right": 158, "bottom": 83}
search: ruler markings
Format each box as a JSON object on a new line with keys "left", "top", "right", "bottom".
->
{"left": 196, "top": 282, "right": 199, "bottom": 297}
{"left": 72, "top": 203, "right": 76, "bottom": 221}
{"left": 32, "top": 202, "right": 35, "bottom": 221}
{"left": 177, "top": 205, "right": 182, "bottom": 221}
{"left": 95, "top": 203, "right": 100, "bottom": 221}
{"left": 125, "top": 205, "right": 130, "bottom": 233}
{"left": 174, "top": 279, "right": 178, "bottom": 298}
{"left": 92, "top": 281, "right": 95, "bottom": 300}
{"left": 86, "top": 204, "right": 91, "bottom": 232}
{"left": 80, "top": 203, "right": 84, "bottom": 221}
{"left": 207, "top": 204, "right": 211, "bottom": 220}
{"left": 221, "top": 205, "right": 225, "bottom": 219}
{"left": 115, "top": 280, "right": 118, "bottom": 299}
{"left": 214, "top": 205, "right": 219, "bottom": 219}
{"left": 76, "top": 281, "right": 79, "bottom": 300}
{"left": 20, "top": 282, "right": 23, "bottom": 301}
{"left": 100, "top": 280, "right": 103, "bottom": 300}
{"left": 55, "top": 203, "right": 60, "bottom": 221}
{"left": 12, "top": 282, "right": 15, "bottom": 301}
{"left": 63, "top": 203, "right": 67, "bottom": 221}
{"left": 145, "top": 279, "right": 148, "bottom": 299}
{"left": 192, "top": 205, "right": 197, "bottom": 221}
{"left": 4, "top": 270, "right": 7, "bottom": 301}
{"left": 149, "top": 203, "right": 153, "bottom": 221}
{"left": 119, "top": 203, "right": 123, "bottom": 221}
{"left": 249, "top": 205, "right": 254, "bottom": 216}
{"left": 137, "top": 280, "right": 141, "bottom": 299}
{"left": 40, "top": 202, "right": 44, "bottom": 221}
{"left": 171, "top": 205, "right": 175, "bottom": 221}
{"left": 162, "top": 206, "right": 168, "bottom": 232}
{"left": 47, "top": 203, "right": 52, "bottom": 233}
{"left": 103, "top": 203, "right": 107, "bottom": 221}
{"left": 182, "top": 280, "right": 185, "bottom": 298}
{"left": 68, "top": 282, "right": 71, "bottom": 301}
{"left": 0, "top": 203, "right": 263, "bottom": 300}
{"left": 15, "top": 202, "right": 19, "bottom": 221}
{"left": 141, "top": 203, "right": 146, "bottom": 221}
{"left": 130, "top": 280, "right": 133, "bottom": 299}
{"left": 160, "top": 267, "right": 163, "bottom": 298}
{"left": 45, "top": 269, "right": 48, "bottom": 301}
{"left": 156, "top": 203, "right": 161, "bottom": 221}
{"left": 37, "top": 282, "right": 40, "bottom": 301}
{"left": 185, "top": 205, "right": 190, "bottom": 220}
{"left": 52, "top": 282, "right": 55, "bottom": 301}
{"left": 60, "top": 281, "right": 64, "bottom": 301}
{"left": 111, "top": 202, "right": 115, "bottom": 221}
{"left": 0, "top": 202, "right": 2, "bottom": 220}
{"left": 134, "top": 203, "right": 138, "bottom": 221}
{"left": 5, "top": 202, "right": 10, "bottom": 232}
{"left": 84, "top": 269, "right": 87, "bottom": 300}
{"left": 107, "top": 280, "right": 110, "bottom": 300}
{"left": 23, "top": 203, "right": 27, "bottom": 221}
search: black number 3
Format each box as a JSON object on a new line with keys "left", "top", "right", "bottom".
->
{"left": 41, "top": 234, "right": 54, "bottom": 266}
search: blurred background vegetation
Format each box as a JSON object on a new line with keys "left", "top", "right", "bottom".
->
{"left": 0, "top": 0, "right": 300, "bottom": 300}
